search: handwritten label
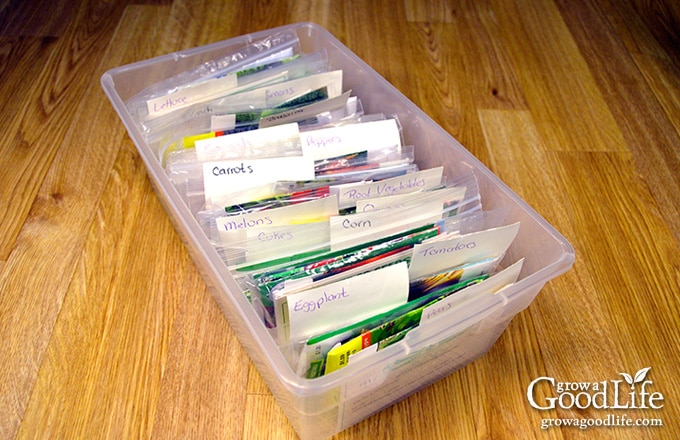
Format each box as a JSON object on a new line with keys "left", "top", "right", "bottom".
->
{"left": 355, "top": 188, "right": 454, "bottom": 212}
{"left": 300, "top": 119, "right": 402, "bottom": 160}
{"left": 203, "top": 156, "right": 314, "bottom": 209}
{"left": 420, "top": 259, "right": 524, "bottom": 324}
{"left": 245, "top": 221, "right": 330, "bottom": 263}
{"left": 409, "top": 222, "right": 520, "bottom": 279}
{"left": 293, "top": 287, "right": 350, "bottom": 313}
{"left": 259, "top": 90, "right": 352, "bottom": 128}
{"left": 216, "top": 196, "right": 338, "bottom": 244}
{"left": 269, "top": 70, "right": 342, "bottom": 106}
{"left": 216, "top": 70, "right": 343, "bottom": 111}
{"left": 195, "top": 123, "right": 300, "bottom": 161}
{"left": 329, "top": 199, "right": 444, "bottom": 251}
{"left": 334, "top": 167, "right": 443, "bottom": 210}
{"left": 210, "top": 114, "right": 237, "bottom": 132}
{"left": 146, "top": 74, "right": 239, "bottom": 118}
{"left": 286, "top": 262, "right": 409, "bottom": 340}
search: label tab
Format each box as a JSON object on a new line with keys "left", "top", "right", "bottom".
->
{"left": 245, "top": 221, "right": 330, "bottom": 263}
{"left": 300, "top": 119, "right": 402, "bottom": 160}
{"left": 203, "top": 156, "right": 314, "bottom": 208}
{"left": 330, "top": 200, "right": 444, "bottom": 251}
{"left": 195, "top": 122, "right": 301, "bottom": 161}
{"left": 216, "top": 195, "right": 338, "bottom": 244}
{"left": 287, "top": 262, "right": 409, "bottom": 340}
{"left": 259, "top": 90, "right": 352, "bottom": 128}
{"left": 420, "top": 258, "right": 524, "bottom": 324}
{"left": 334, "top": 167, "right": 443, "bottom": 209}
{"left": 146, "top": 74, "right": 239, "bottom": 118}
{"left": 409, "top": 222, "right": 520, "bottom": 279}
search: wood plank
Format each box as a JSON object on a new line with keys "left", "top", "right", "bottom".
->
{"left": 153, "top": 0, "right": 292, "bottom": 57}
{"left": 544, "top": 150, "right": 680, "bottom": 437}
{"left": 0, "top": 36, "right": 61, "bottom": 262}
{"left": 339, "top": 0, "right": 412, "bottom": 91}
{"left": 575, "top": 0, "right": 680, "bottom": 124}
{"left": 556, "top": 0, "right": 680, "bottom": 244}
{"left": 477, "top": 109, "right": 572, "bottom": 228}
{"left": 288, "top": 0, "right": 345, "bottom": 33}
{"left": 0, "top": 37, "right": 58, "bottom": 138}
{"left": 0, "top": 0, "right": 75, "bottom": 37}
{"left": 243, "top": 394, "right": 298, "bottom": 440}
{"left": 477, "top": 109, "right": 625, "bottom": 435}
{"left": 340, "top": 16, "right": 494, "bottom": 164}
{"left": 457, "top": 0, "right": 529, "bottom": 112}
{"left": 247, "top": 362, "right": 272, "bottom": 395}
{"left": 404, "top": 0, "right": 456, "bottom": 23}
{"left": 342, "top": 0, "right": 527, "bottom": 165}
{"left": 17, "top": 6, "right": 252, "bottom": 437}
{"left": 551, "top": 150, "right": 680, "bottom": 360}
{"left": 403, "top": 23, "right": 479, "bottom": 151}
{"left": 0, "top": 3, "right": 164, "bottom": 439}
{"left": 624, "top": 0, "right": 680, "bottom": 63}
{"left": 0, "top": 0, "right": 11, "bottom": 16}
{"left": 488, "top": 0, "right": 628, "bottom": 153}
{"left": 150, "top": 258, "right": 250, "bottom": 439}
{"left": 479, "top": 105, "right": 677, "bottom": 434}
{"left": 1, "top": 1, "right": 679, "bottom": 439}
{"left": 478, "top": 109, "right": 680, "bottom": 382}
{"left": 635, "top": 54, "right": 680, "bottom": 136}
{"left": 471, "top": 313, "right": 564, "bottom": 440}
{"left": 0, "top": 0, "right": 130, "bottom": 260}
{"left": 16, "top": 140, "right": 180, "bottom": 439}
{"left": 0, "top": 35, "right": 65, "bottom": 262}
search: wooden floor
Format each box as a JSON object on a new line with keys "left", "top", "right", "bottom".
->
{"left": 1, "top": 0, "right": 679, "bottom": 439}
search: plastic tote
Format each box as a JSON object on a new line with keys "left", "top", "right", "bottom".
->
{"left": 101, "top": 22, "right": 575, "bottom": 440}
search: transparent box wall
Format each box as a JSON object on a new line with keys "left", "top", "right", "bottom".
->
{"left": 101, "top": 22, "right": 574, "bottom": 440}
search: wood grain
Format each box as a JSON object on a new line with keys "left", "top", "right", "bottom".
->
{"left": 1, "top": 0, "right": 678, "bottom": 439}
{"left": 557, "top": 0, "right": 680, "bottom": 244}
{"left": 0, "top": 0, "right": 74, "bottom": 37}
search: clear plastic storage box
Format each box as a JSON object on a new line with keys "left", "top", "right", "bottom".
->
{"left": 101, "top": 22, "right": 575, "bottom": 440}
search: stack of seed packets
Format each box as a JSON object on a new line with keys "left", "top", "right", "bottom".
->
{"left": 125, "top": 30, "right": 525, "bottom": 378}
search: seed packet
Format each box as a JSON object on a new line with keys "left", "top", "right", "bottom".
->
{"left": 300, "top": 274, "right": 489, "bottom": 378}
{"left": 318, "top": 257, "right": 525, "bottom": 376}
{"left": 246, "top": 223, "right": 442, "bottom": 328}
{"left": 126, "top": 30, "right": 302, "bottom": 122}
